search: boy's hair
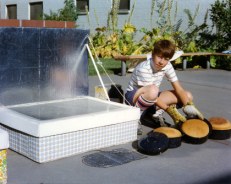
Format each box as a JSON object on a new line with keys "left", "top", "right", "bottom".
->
{"left": 152, "top": 40, "right": 176, "bottom": 59}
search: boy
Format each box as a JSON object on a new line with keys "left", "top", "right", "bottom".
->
{"left": 125, "top": 39, "right": 204, "bottom": 127}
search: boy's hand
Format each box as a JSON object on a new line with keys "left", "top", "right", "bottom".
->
{"left": 183, "top": 102, "right": 204, "bottom": 120}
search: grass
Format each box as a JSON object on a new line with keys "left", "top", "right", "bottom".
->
{"left": 88, "top": 58, "right": 122, "bottom": 76}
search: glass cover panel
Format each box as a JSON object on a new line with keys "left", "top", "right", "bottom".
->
{"left": 10, "top": 98, "right": 121, "bottom": 120}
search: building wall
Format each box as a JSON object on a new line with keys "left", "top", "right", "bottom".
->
{"left": 0, "top": 0, "right": 65, "bottom": 19}
{"left": 0, "top": 0, "right": 218, "bottom": 36}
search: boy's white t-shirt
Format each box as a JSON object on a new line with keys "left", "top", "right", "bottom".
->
{"left": 126, "top": 58, "right": 178, "bottom": 91}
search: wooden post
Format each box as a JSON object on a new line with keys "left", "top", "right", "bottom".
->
{"left": 121, "top": 60, "right": 127, "bottom": 76}
{"left": 183, "top": 59, "right": 187, "bottom": 70}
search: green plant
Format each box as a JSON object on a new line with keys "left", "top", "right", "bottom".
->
{"left": 210, "top": 0, "right": 231, "bottom": 51}
{"left": 177, "top": 5, "right": 208, "bottom": 52}
{"left": 197, "top": 0, "right": 231, "bottom": 70}
{"left": 91, "top": 23, "right": 141, "bottom": 58}
{"left": 90, "top": 0, "right": 141, "bottom": 58}
{"left": 215, "top": 57, "right": 231, "bottom": 71}
{"left": 139, "top": 0, "right": 178, "bottom": 54}
{"left": 150, "top": 0, "right": 156, "bottom": 27}
{"left": 110, "top": 0, "right": 120, "bottom": 33}
{"left": 90, "top": 0, "right": 220, "bottom": 71}
{"left": 198, "top": 0, "right": 231, "bottom": 52}
{"left": 43, "top": 0, "right": 78, "bottom": 22}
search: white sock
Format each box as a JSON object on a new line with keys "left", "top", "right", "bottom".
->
{"left": 135, "top": 95, "right": 156, "bottom": 111}
{"left": 152, "top": 109, "right": 164, "bottom": 117}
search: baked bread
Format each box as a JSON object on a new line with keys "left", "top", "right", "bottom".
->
{"left": 208, "top": 117, "right": 231, "bottom": 140}
{"left": 208, "top": 117, "right": 231, "bottom": 130}
{"left": 154, "top": 127, "right": 182, "bottom": 138}
{"left": 181, "top": 119, "right": 209, "bottom": 138}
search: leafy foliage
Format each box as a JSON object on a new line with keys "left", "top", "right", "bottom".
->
{"left": 90, "top": 0, "right": 141, "bottom": 58}
{"left": 43, "top": 0, "right": 78, "bottom": 22}
{"left": 210, "top": 0, "right": 231, "bottom": 51}
{"left": 89, "top": 0, "right": 230, "bottom": 70}
{"left": 197, "top": 0, "right": 231, "bottom": 52}
{"left": 90, "top": 0, "right": 209, "bottom": 67}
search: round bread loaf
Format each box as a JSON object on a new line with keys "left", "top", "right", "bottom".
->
{"left": 208, "top": 117, "right": 231, "bottom": 140}
{"left": 154, "top": 127, "right": 182, "bottom": 138}
{"left": 208, "top": 117, "right": 231, "bottom": 130}
{"left": 181, "top": 119, "right": 209, "bottom": 138}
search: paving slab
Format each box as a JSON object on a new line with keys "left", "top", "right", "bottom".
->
{"left": 6, "top": 69, "right": 231, "bottom": 184}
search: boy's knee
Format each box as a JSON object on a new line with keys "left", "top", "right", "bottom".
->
{"left": 146, "top": 85, "right": 159, "bottom": 100}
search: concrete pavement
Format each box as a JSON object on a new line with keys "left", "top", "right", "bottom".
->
{"left": 6, "top": 69, "right": 231, "bottom": 184}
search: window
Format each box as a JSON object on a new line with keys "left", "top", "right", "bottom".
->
{"left": 7, "top": 4, "right": 17, "bottom": 19}
{"left": 76, "top": 0, "right": 89, "bottom": 15}
{"left": 30, "top": 2, "right": 43, "bottom": 20}
{"left": 119, "top": 0, "right": 130, "bottom": 14}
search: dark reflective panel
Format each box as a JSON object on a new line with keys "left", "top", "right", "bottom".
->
{"left": 82, "top": 148, "right": 146, "bottom": 168}
{"left": 0, "top": 28, "right": 89, "bottom": 106}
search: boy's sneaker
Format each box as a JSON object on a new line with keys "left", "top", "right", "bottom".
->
{"left": 140, "top": 108, "right": 173, "bottom": 128}
{"left": 152, "top": 114, "right": 173, "bottom": 128}
{"left": 152, "top": 109, "right": 175, "bottom": 127}
{"left": 152, "top": 109, "right": 166, "bottom": 126}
